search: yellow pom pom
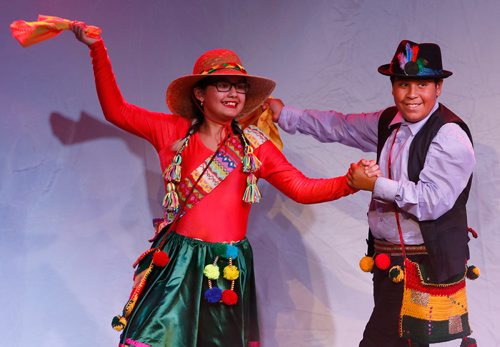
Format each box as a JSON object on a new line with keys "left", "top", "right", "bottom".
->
{"left": 359, "top": 256, "right": 374, "bottom": 272}
{"left": 111, "top": 315, "right": 127, "bottom": 331}
{"left": 203, "top": 264, "right": 220, "bottom": 280}
{"left": 389, "top": 265, "right": 404, "bottom": 283}
{"left": 223, "top": 265, "right": 240, "bottom": 280}
{"left": 467, "top": 265, "right": 480, "bottom": 280}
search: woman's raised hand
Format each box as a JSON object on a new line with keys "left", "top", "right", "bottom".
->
{"left": 71, "top": 21, "right": 99, "bottom": 46}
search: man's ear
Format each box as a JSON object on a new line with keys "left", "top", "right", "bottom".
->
{"left": 436, "top": 80, "right": 443, "bottom": 97}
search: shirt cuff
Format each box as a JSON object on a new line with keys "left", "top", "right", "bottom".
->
{"left": 372, "top": 177, "right": 399, "bottom": 202}
{"left": 278, "top": 106, "right": 303, "bottom": 134}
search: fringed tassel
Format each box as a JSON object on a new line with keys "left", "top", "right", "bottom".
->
{"left": 162, "top": 154, "right": 182, "bottom": 182}
{"left": 242, "top": 146, "right": 261, "bottom": 173}
{"left": 162, "top": 182, "right": 180, "bottom": 211}
{"left": 243, "top": 173, "right": 261, "bottom": 204}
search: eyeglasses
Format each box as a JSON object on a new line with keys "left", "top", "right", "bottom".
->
{"left": 210, "top": 80, "right": 249, "bottom": 94}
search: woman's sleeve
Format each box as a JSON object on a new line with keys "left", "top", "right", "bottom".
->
{"left": 89, "top": 40, "right": 184, "bottom": 150}
{"left": 257, "top": 141, "right": 356, "bottom": 204}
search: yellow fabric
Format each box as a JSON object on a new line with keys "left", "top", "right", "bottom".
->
{"left": 401, "top": 286, "right": 468, "bottom": 321}
{"left": 10, "top": 14, "right": 101, "bottom": 47}
{"left": 239, "top": 102, "right": 283, "bottom": 151}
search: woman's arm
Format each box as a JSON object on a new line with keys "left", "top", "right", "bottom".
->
{"left": 257, "top": 141, "right": 357, "bottom": 204}
{"left": 71, "top": 23, "right": 186, "bottom": 150}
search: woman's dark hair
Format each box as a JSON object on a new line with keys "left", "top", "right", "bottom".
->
{"left": 185, "top": 77, "right": 246, "bottom": 148}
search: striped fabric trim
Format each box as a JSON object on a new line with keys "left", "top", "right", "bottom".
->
{"left": 374, "top": 239, "right": 427, "bottom": 256}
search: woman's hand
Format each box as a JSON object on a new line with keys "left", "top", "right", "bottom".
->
{"left": 71, "top": 21, "right": 98, "bottom": 46}
{"left": 347, "top": 159, "right": 380, "bottom": 192}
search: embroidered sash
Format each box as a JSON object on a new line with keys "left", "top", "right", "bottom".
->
{"left": 177, "top": 125, "right": 267, "bottom": 214}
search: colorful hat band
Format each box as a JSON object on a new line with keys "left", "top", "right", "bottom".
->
{"left": 199, "top": 63, "right": 247, "bottom": 75}
{"left": 395, "top": 42, "right": 443, "bottom": 77}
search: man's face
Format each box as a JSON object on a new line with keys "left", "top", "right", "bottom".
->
{"left": 392, "top": 78, "right": 443, "bottom": 123}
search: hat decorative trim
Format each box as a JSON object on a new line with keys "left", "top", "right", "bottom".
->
{"left": 200, "top": 62, "right": 247, "bottom": 75}
{"left": 396, "top": 42, "right": 443, "bottom": 77}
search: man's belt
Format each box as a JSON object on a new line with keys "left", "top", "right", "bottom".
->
{"left": 374, "top": 239, "right": 427, "bottom": 256}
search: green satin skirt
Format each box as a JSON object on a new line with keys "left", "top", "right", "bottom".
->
{"left": 119, "top": 232, "right": 260, "bottom": 347}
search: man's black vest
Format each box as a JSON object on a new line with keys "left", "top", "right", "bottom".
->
{"left": 368, "top": 104, "right": 473, "bottom": 283}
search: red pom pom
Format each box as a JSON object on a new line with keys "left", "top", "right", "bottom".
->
{"left": 375, "top": 253, "right": 391, "bottom": 270}
{"left": 152, "top": 251, "right": 170, "bottom": 267}
{"left": 221, "top": 289, "right": 238, "bottom": 305}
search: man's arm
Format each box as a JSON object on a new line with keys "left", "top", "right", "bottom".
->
{"left": 266, "top": 99, "right": 382, "bottom": 153}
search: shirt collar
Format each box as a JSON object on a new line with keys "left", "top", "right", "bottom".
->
{"left": 388, "top": 102, "right": 440, "bottom": 135}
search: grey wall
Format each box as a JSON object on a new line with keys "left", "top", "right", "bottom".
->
{"left": 1, "top": 1, "right": 498, "bottom": 346}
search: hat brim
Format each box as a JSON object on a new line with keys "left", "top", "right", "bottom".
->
{"left": 166, "top": 71, "right": 276, "bottom": 119}
{"left": 378, "top": 64, "right": 453, "bottom": 79}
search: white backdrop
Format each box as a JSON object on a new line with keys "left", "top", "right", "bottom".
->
{"left": 1, "top": 1, "right": 499, "bottom": 346}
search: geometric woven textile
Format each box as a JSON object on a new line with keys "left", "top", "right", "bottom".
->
{"left": 400, "top": 258, "right": 471, "bottom": 343}
{"left": 177, "top": 125, "right": 267, "bottom": 213}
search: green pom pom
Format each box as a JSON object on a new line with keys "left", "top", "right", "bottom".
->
{"left": 389, "top": 265, "right": 404, "bottom": 283}
{"left": 203, "top": 264, "right": 220, "bottom": 280}
{"left": 214, "top": 243, "right": 226, "bottom": 257}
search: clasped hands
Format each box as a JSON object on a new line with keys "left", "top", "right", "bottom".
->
{"left": 348, "top": 159, "right": 381, "bottom": 192}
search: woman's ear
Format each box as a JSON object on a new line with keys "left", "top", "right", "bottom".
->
{"left": 193, "top": 87, "right": 205, "bottom": 103}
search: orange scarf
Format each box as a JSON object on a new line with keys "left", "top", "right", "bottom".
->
{"left": 239, "top": 102, "right": 283, "bottom": 151}
{"left": 10, "top": 15, "right": 101, "bottom": 47}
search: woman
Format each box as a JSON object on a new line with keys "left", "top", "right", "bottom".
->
{"left": 71, "top": 23, "right": 378, "bottom": 347}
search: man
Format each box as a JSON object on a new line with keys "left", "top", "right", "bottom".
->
{"left": 268, "top": 40, "right": 476, "bottom": 346}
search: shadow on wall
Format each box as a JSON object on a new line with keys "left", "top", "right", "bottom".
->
{"left": 49, "top": 110, "right": 164, "bottom": 218}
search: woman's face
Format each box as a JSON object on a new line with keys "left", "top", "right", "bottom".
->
{"left": 194, "top": 76, "right": 247, "bottom": 123}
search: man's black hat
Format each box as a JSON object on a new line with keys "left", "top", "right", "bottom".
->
{"left": 378, "top": 40, "right": 452, "bottom": 79}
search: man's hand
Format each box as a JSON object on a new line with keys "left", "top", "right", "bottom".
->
{"left": 262, "top": 98, "right": 284, "bottom": 122}
{"left": 347, "top": 159, "right": 380, "bottom": 191}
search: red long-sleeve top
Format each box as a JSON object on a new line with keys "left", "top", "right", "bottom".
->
{"left": 89, "top": 40, "right": 355, "bottom": 242}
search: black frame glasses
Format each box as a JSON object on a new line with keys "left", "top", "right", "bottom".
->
{"left": 210, "top": 80, "right": 249, "bottom": 94}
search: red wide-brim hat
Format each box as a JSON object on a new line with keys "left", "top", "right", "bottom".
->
{"left": 167, "top": 48, "right": 276, "bottom": 118}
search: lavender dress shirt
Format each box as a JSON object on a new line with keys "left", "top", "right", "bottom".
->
{"left": 278, "top": 103, "right": 475, "bottom": 244}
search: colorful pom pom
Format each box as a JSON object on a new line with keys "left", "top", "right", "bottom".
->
{"left": 375, "top": 253, "right": 391, "bottom": 270}
{"left": 359, "top": 256, "right": 374, "bottom": 272}
{"left": 214, "top": 243, "right": 227, "bottom": 258}
{"left": 223, "top": 265, "right": 240, "bottom": 280}
{"left": 204, "top": 287, "right": 222, "bottom": 303}
{"left": 226, "top": 245, "right": 238, "bottom": 259}
{"left": 111, "top": 315, "right": 127, "bottom": 331}
{"left": 389, "top": 265, "right": 404, "bottom": 283}
{"left": 203, "top": 264, "right": 220, "bottom": 280}
{"left": 221, "top": 289, "right": 238, "bottom": 305}
{"left": 466, "top": 265, "right": 480, "bottom": 280}
{"left": 460, "top": 336, "right": 477, "bottom": 347}
{"left": 152, "top": 251, "right": 170, "bottom": 267}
